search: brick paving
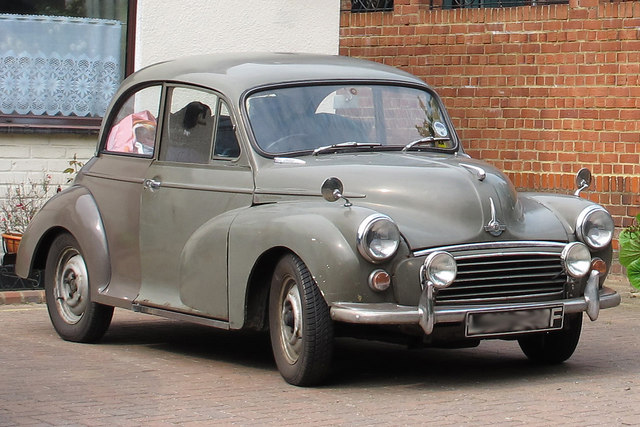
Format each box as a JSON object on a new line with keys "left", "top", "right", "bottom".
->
{"left": 0, "top": 278, "right": 638, "bottom": 426}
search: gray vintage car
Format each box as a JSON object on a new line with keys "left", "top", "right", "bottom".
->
{"left": 16, "top": 53, "right": 620, "bottom": 386}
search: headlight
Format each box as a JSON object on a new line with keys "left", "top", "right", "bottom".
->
{"left": 576, "top": 206, "right": 614, "bottom": 249}
{"left": 422, "top": 251, "right": 457, "bottom": 288}
{"left": 357, "top": 214, "right": 400, "bottom": 263}
{"left": 561, "top": 242, "right": 592, "bottom": 278}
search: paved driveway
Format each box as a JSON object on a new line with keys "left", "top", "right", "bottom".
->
{"left": 1, "top": 286, "right": 638, "bottom": 426}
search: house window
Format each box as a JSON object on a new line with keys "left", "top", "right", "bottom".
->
{"left": 430, "top": 0, "right": 567, "bottom": 9}
{"left": 351, "top": 0, "right": 394, "bottom": 12}
{"left": 0, "top": 0, "right": 134, "bottom": 132}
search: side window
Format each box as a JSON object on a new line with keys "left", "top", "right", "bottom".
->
{"left": 160, "top": 87, "right": 218, "bottom": 164}
{"left": 104, "top": 85, "right": 162, "bottom": 156}
{"left": 213, "top": 101, "right": 241, "bottom": 159}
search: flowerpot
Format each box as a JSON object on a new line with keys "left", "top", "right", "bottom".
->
{"left": 2, "top": 233, "right": 22, "bottom": 254}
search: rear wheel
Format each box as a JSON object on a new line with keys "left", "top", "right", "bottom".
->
{"left": 45, "top": 233, "right": 113, "bottom": 343}
{"left": 269, "top": 254, "right": 333, "bottom": 386}
{"left": 518, "top": 313, "right": 583, "bottom": 364}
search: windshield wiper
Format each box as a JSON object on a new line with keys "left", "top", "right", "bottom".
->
{"left": 402, "top": 136, "right": 451, "bottom": 152}
{"left": 312, "top": 141, "right": 382, "bottom": 156}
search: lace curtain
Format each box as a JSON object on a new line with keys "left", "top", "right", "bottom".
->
{"left": 0, "top": 14, "right": 122, "bottom": 117}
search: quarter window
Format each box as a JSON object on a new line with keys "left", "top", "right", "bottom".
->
{"left": 213, "top": 101, "right": 241, "bottom": 159}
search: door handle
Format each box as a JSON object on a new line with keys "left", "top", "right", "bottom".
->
{"left": 143, "top": 178, "right": 161, "bottom": 191}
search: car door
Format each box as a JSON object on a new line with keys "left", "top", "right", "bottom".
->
{"left": 82, "top": 84, "right": 163, "bottom": 304}
{"left": 136, "top": 85, "right": 254, "bottom": 320}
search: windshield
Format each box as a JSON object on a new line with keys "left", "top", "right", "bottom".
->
{"left": 246, "top": 84, "right": 455, "bottom": 155}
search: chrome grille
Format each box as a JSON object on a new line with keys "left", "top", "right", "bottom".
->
{"left": 435, "top": 246, "right": 567, "bottom": 306}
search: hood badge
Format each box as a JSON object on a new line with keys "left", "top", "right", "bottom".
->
{"left": 484, "top": 197, "right": 506, "bottom": 236}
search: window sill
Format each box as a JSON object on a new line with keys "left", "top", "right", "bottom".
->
{"left": 0, "top": 115, "right": 101, "bottom": 134}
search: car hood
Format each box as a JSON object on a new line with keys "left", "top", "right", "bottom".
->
{"left": 254, "top": 153, "right": 569, "bottom": 250}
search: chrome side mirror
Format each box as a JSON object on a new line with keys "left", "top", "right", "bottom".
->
{"left": 574, "top": 168, "right": 592, "bottom": 197}
{"left": 321, "top": 177, "right": 352, "bottom": 207}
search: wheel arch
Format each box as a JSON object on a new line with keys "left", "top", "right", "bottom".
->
{"left": 16, "top": 186, "right": 111, "bottom": 298}
{"left": 227, "top": 204, "right": 370, "bottom": 330}
{"left": 243, "top": 246, "right": 291, "bottom": 331}
{"left": 28, "top": 226, "right": 69, "bottom": 271}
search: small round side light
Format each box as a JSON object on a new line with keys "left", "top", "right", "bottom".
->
{"left": 368, "top": 269, "right": 391, "bottom": 292}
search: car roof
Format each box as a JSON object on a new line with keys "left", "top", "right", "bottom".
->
{"left": 119, "top": 53, "right": 428, "bottom": 101}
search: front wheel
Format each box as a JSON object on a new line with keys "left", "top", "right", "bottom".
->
{"left": 269, "top": 254, "right": 333, "bottom": 386}
{"left": 45, "top": 233, "right": 113, "bottom": 343}
{"left": 517, "top": 313, "right": 583, "bottom": 364}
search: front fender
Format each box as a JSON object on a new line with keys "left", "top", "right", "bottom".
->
{"left": 522, "top": 192, "right": 595, "bottom": 235}
{"left": 226, "top": 202, "right": 396, "bottom": 329}
{"left": 524, "top": 192, "right": 613, "bottom": 275}
{"left": 15, "top": 186, "right": 110, "bottom": 299}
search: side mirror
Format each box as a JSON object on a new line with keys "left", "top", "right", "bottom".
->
{"left": 574, "top": 168, "right": 592, "bottom": 197}
{"left": 321, "top": 177, "right": 352, "bottom": 207}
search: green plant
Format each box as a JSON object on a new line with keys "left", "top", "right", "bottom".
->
{"left": 1, "top": 175, "right": 54, "bottom": 234}
{"left": 618, "top": 213, "right": 640, "bottom": 290}
{"left": 63, "top": 153, "right": 84, "bottom": 184}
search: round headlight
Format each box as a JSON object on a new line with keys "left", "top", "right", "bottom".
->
{"left": 423, "top": 251, "right": 457, "bottom": 289}
{"left": 561, "top": 242, "right": 592, "bottom": 278}
{"left": 576, "top": 206, "right": 614, "bottom": 249}
{"left": 357, "top": 214, "right": 400, "bottom": 263}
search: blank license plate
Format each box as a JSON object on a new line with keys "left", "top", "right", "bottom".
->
{"left": 466, "top": 306, "right": 564, "bottom": 337}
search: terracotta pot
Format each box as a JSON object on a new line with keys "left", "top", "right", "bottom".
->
{"left": 2, "top": 233, "right": 22, "bottom": 254}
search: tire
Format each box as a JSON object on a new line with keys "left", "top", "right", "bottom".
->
{"left": 517, "top": 313, "right": 583, "bottom": 364}
{"left": 269, "top": 254, "right": 334, "bottom": 386}
{"left": 45, "top": 233, "right": 113, "bottom": 343}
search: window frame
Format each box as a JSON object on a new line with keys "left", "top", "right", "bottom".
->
{"left": 159, "top": 85, "right": 218, "bottom": 165}
{"left": 157, "top": 84, "right": 242, "bottom": 165}
{"left": 350, "top": 0, "right": 394, "bottom": 12}
{"left": 211, "top": 99, "right": 242, "bottom": 161}
{"left": 428, "top": 0, "right": 567, "bottom": 10}
{"left": 0, "top": 1, "right": 137, "bottom": 134}
{"left": 244, "top": 81, "right": 459, "bottom": 158}
{"left": 100, "top": 82, "right": 165, "bottom": 159}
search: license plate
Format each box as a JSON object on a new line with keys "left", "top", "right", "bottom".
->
{"left": 466, "top": 306, "right": 564, "bottom": 337}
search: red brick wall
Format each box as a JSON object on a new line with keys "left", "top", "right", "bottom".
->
{"left": 340, "top": 0, "right": 640, "bottom": 269}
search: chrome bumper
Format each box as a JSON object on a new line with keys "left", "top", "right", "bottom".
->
{"left": 330, "top": 271, "right": 621, "bottom": 336}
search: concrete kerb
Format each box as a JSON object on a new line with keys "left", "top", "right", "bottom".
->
{"left": 0, "top": 290, "right": 45, "bottom": 305}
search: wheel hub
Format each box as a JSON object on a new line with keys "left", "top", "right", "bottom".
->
{"left": 280, "top": 279, "right": 303, "bottom": 364}
{"left": 54, "top": 250, "right": 89, "bottom": 324}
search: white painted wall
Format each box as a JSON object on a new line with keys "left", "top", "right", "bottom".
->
{"left": 0, "top": 134, "right": 95, "bottom": 193}
{"left": 135, "top": 0, "right": 340, "bottom": 69}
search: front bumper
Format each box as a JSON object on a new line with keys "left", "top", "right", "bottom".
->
{"left": 330, "top": 271, "right": 621, "bottom": 336}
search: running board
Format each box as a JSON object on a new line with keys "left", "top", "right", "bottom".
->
{"left": 132, "top": 304, "right": 231, "bottom": 330}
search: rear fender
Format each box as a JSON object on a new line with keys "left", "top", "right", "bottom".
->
{"left": 15, "top": 186, "right": 111, "bottom": 302}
